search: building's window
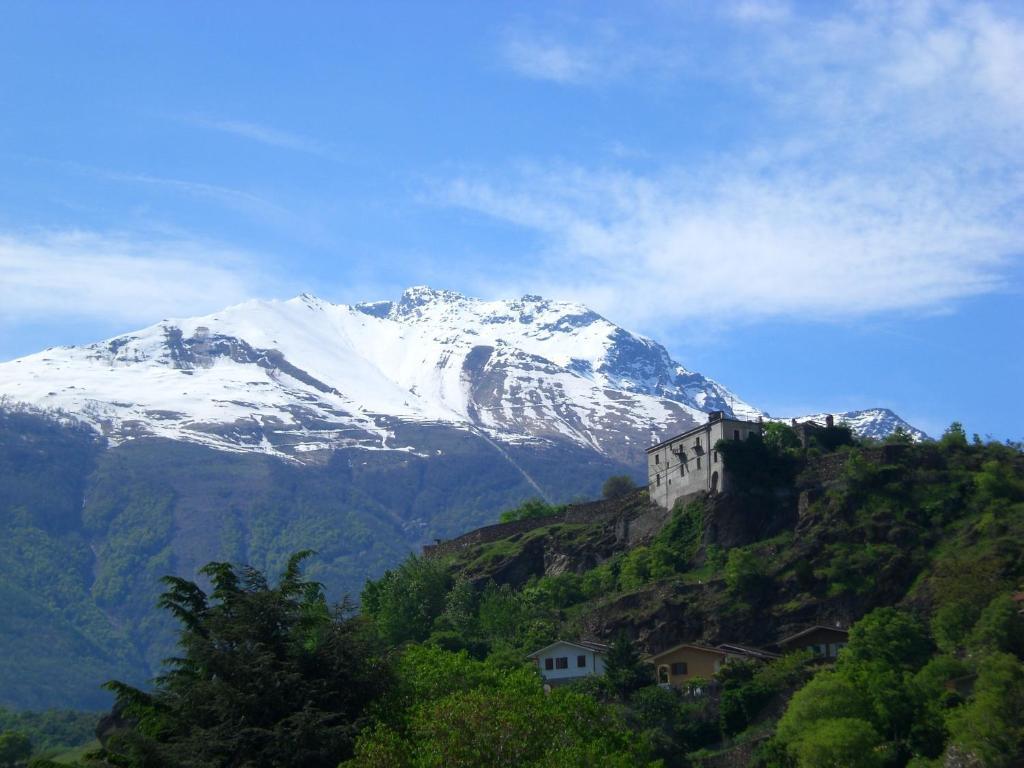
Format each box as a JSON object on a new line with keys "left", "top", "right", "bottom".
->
{"left": 697, "top": 457, "right": 702, "bottom": 469}
{"left": 555, "top": 657, "right": 569, "bottom": 669}
{"left": 695, "top": 437, "right": 701, "bottom": 448}
{"left": 655, "top": 454, "right": 660, "bottom": 464}
{"left": 713, "top": 450, "right": 718, "bottom": 463}
{"left": 671, "top": 662, "right": 687, "bottom": 675}
{"left": 734, "top": 429, "right": 740, "bottom": 440}
{"left": 577, "top": 655, "right": 587, "bottom": 668}
{"left": 680, "top": 465, "right": 685, "bottom": 476}
{"left": 545, "top": 658, "right": 554, "bottom": 670}
{"left": 656, "top": 476, "right": 661, "bottom": 486}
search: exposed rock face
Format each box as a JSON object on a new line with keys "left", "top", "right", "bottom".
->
{"left": 700, "top": 491, "right": 798, "bottom": 552}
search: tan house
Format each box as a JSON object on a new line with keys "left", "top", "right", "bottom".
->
{"left": 776, "top": 625, "right": 849, "bottom": 659}
{"left": 646, "top": 643, "right": 729, "bottom": 686}
{"left": 646, "top": 411, "right": 763, "bottom": 509}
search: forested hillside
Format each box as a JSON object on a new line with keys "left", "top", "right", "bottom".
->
{"left": 343, "top": 423, "right": 1024, "bottom": 765}
{"left": 40, "top": 422, "right": 1022, "bottom": 767}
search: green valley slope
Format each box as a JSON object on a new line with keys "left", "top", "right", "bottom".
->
{"left": 0, "top": 409, "right": 635, "bottom": 709}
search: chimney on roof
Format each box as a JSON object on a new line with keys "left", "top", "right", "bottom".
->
{"left": 708, "top": 410, "right": 724, "bottom": 423}
{"left": 826, "top": 414, "right": 835, "bottom": 428}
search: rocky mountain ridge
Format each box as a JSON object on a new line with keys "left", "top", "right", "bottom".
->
{"left": 0, "top": 287, "right": 926, "bottom": 466}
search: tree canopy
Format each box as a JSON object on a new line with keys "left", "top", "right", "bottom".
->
{"left": 98, "top": 552, "right": 389, "bottom": 768}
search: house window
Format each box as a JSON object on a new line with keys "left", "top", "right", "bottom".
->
{"left": 713, "top": 450, "right": 718, "bottom": 463}
{"left": 734, "top": 429, "right": 740, "bottom": 440}
{"left": 555, "top": 657, "right": 569, "bottom": 669}
{"left": 545, "top": 658, "right": 554, "bottom": 670}
{"left": 655, "top": 454, "right": 660, "bottom": 464}
{"left": 577, "top": 655, "right": 587, "bottom": 668}
{"left": 696, "top": 457, "right": 701, "bottom": 469}
{"left": 671, "top": 662, "right": 687, "bottom": 675}
{"left": 695, "top": 437, "right": 701, "bottom": 448}
{"left": 656, "top": 476, "right": 661, "bottom": 486}
{"left": 680, "top": 465, "right": 685, "bottom": 476}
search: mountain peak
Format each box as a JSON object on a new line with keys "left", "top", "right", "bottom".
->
{"left": 290, "top": 292, "right": 333, "bottom": 310}
{"left": 398, "top": 285, "right": 466, "bottom": 307}
{"left": 0, "top": 286, "right": 922, "bottom": 462}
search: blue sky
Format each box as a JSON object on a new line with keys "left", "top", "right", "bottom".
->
{"left": 1, "top": 1, "right": 1022, "bottom": 440}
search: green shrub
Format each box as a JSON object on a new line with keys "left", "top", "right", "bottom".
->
{"left": 498, "top": 498, "right": 565, "bottom": 524}
{"left": 602, "top": 475, "right": 637, "bottom": 500}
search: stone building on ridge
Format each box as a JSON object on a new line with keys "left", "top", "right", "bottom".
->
{"left": 646, "top": 411, "right": 763, "bottom": 509}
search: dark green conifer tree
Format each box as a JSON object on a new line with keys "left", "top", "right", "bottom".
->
{"left": 99, "top": 551, "right": 389, "bottom": 768}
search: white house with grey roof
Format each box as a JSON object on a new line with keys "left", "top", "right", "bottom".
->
{"left": 527, "top": 640, "right": 609, "bottom": 687}
{"left": 647, "top": 411, "right": 763, "bottom": 509}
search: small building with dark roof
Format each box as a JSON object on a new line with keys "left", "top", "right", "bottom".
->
{"left": 776, "top": 625, "right": 849, "bottom": 659}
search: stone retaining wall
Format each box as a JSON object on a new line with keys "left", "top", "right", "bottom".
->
{"left": 423, "top": 490, "right": 662, "bottom": 558}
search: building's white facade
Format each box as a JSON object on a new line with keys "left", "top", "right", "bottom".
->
{"left": 647, "top": 411, "right": 763, "bottom": 509}
{"left": 527, "top": 640, "right": 608, "bottom": 686}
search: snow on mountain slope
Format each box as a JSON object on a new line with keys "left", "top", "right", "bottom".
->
{"left": 0, "top": 288, "right": 730, "bottom": 462}
{"left": 791, "top": 409, "right": 929, "bottom": 442}
{"left": 0, "top": 286, "right": 923, "bottom": 462}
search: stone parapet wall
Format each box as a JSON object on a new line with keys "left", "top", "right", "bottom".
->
{"left": 423, "top": 490, "right": 658, "bottom": 558}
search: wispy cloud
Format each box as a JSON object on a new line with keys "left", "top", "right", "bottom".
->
{"left": 499, "top": 34, "right": 599, "bottom": 84}
{"left": 0, "top": 230, "right": 285, "bottom": 326}
{"left": 726, "top": 0, "right": 791, "bottom": 24}
{"left": 445, "top": 165, "right": 1016, "bottom": 325}
{"left": 106, "top": 169, "right": 293, "bottom": 221}
{"left": 187, "top": 116, "right": 333, "bottom": 157}
{"left": 453, "top": 1, "right": 1024, "bottom": 329}
{"left": 497, "top": 21, "right": 660, "bottom": 85}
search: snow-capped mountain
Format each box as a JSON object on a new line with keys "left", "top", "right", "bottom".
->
{"left": 790, "top": 409, "right": 928, "bottom": 442}
{"left": 0, "top": 287, "right": 923, "bottom": 463}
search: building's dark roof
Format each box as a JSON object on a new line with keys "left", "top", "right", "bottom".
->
{"left": 645, "top": 416, "right": 762, "bottom": 453}
{"left": 777, "top": 625, "right": 849, "bottom": 647}
{"left": 645, "top": 642, "right": 728, "bottom": 661}
{"left": 716, "top": 643, "right": 782, "bottom": 661}
{"left": 793, "top": 420, "right": 826, "bottom": 431}
{"left": 526, "top": 639, "right": 610, "bottom": 658}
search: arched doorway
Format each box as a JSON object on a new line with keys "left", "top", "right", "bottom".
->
{"left": 710, "top": 471, "right": 719, "bottom": 494}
